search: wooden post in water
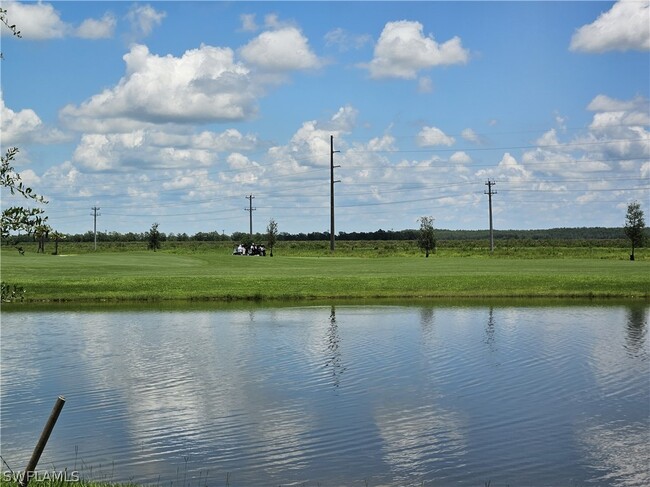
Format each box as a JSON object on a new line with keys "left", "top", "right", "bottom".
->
{"left": 19, "top": 396, "right": 66, "bottom": 487}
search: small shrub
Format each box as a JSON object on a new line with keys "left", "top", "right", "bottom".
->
{"left": 1, "top": 281, "right": 25, "bottom": 302}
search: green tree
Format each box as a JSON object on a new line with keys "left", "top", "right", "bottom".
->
{"left": 1, "top": 148, "right": 48, "bottom": 240}
{"left": 34, "top": 223, "right": 51, "bottom": 254}
{"left": 267, "top": 218, "right": 278, "bottom": 257}
{"left": 417, "top": 216, "right": 436, "bottom": 258}
{"left": 51, "top": 229, "right": 65, "bottom": 255}
{"left": 624, "top": 201, "right": 645, "bottom": 261}
{"left": 146, "top": 222, "right": 162, "bottom": 251}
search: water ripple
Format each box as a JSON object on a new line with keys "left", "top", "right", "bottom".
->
{"left": 1, "top": 305, "right": 647, "bottom": 486}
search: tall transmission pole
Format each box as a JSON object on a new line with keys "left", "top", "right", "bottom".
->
{"left": 330, "top": 135, "right": 340, "bottom": 252}
{"left": 90, "top": 206, "right": 101, "bottom": 251}
{"left": 245, "top": 194, "right": 256, "bottom": 236}
{"left": 484, "top": 180, "right": 497, "bottom": 253}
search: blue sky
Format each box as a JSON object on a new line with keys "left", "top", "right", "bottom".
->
{"left": 1, "top": 0, "right": 648, "bottom": 236}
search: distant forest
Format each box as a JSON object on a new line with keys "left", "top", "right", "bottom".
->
{"left": 5, "top": 226, "right": 646, "bottom": 244}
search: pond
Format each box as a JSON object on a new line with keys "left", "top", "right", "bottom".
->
{"left": 1, "top": 303, "right": 648, "bottom": 486}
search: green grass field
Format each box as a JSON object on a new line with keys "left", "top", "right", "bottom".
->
{"left": 2, "top": 243, "right": 648, "bottom": 303}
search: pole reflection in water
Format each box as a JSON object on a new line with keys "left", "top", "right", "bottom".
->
{"left": 324, "top": 306, "right": 345, "bottom": 389}
{"left": 484, "top": 306, "right": 496, "bottom": 352}
{"left": 625, "top": 306, "right": 648, "bottom": 359}
{"left": 419, "top": 307, "right": 435, "bottom": 328}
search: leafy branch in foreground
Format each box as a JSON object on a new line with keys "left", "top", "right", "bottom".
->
{"left": 0, "top": 7, "right": 21, "bottom": 60}
{"left": 1, "top": 9, "right": 37, "bottom": 302}
{"left": 1, "top": 147, "right": 48, "bottom": 239}
{"left": 0, "top": 7, "right": 21, "bottom": 37}
{"left": 1, "top": 148, "right": 48, "bottom": 302}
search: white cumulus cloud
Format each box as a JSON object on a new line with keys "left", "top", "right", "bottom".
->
{"left": 239, "top": 13, "right": 258, "bottom": 33}
{"left": 240, "top": 26, "right": 322, "bottom": 72}
{"left": 417, "top": 126, "right": 455, "bottom": 147}
{"left": 1, "top": 0, "right": 68, "bottom": 39}
{"left": 126, "top": 4, "right": 166, "bottom": 39}
{"left": 70, "top": 127, "right": 258, "bottom": 172}
{"left": 449, "top": 151, "right": 472, "bottom": 164}
{"left": 584, "top": 94, "right": 650, "bottom": 160}
{"left": 516, "top": 94, "right": 649, "bottom": 187}
{"left": 461, "top": 128, "right": 481, "bottom": 144}
{"left": 1, "top": 97, "right": 43, "bottom": 144}
{"left": 570, "top": 0, "right": 650, "bottom": 53}
{"left": 536, "top": 128, "right": 560, "bottom": 147}
{"left": 76, "top": 12, "right": 116, "bottom": 39}
{"left": 587, "top": 94, "right": 649, "bottom": 122}
{"left": 60, "top": 44, "right": 256, "bottom": 129}
{"left": 266, "top": 106, "right": 357, "bottom": 179}
{"left": 328, "top": 105, "right": 359, "bottom": 132}
{"left": 72, "top": 131, "right": 219, "bottom": 171}
{"left": 476, "top": 152, "right": 532, "bottom": 183}
{"left": 0, "top": 1, "right": 117, "bottom": 40}
{"left": 365, "top": 20, "right": 469, "bottom": 79}
{"left": 1, "top": 94, "right": 68, "bottom": 145}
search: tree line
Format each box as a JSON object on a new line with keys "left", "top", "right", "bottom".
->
{"left": 3, "top": 225, "right": 646, "bottom": 246}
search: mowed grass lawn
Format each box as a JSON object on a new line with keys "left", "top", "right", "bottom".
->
{"left": 2, "top": 248, "right": 649, "bottom": 302}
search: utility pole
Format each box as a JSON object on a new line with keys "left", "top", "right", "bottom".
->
{"left": 90, "top": 206, "right": 101, "bottom": 251}
{"left": 245, "top": 195, "right": 256, "bottom": 236}
{"left": 484, "top": 180, "right": 497, "bottom": 253}
{"left": 330, "top": 135, "right": 340, "bottom": 251}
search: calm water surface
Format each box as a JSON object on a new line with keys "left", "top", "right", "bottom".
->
{"left": 1, "top": 304, "right": 648, "bottom": 486}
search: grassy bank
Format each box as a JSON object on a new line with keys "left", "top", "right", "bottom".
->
{"left": 2, "top": 245, "right": 648, "bottom": 303}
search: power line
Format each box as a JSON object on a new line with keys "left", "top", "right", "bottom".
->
{"left": 342, "top": 122, "right": 650, "bottom": 142}
{"left": 345, "top": 137, "right": 649, "bottom": 154}
{"left": 35, "top": 136, "right": 647, "bottom": 196}
{"left": 500, "top": 186, "right": 649, "bottom": 192}
{"left": 342, "top": 155, "right": 648, "bottom": 170}
{"left": 42, "top": 180, "right": 646, "bottom": 218}
{"left": 45, "top": 176, "right": 648, "bottom": 214}
{"left": 40, "top": 168, "right": 647, "bottom": 213}
{"left": 47, "top": 181, "right": 648, "bottom": 221}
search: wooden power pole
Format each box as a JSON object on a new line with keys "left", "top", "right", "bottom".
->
{"left": 245, "top": 195, "right": 256, "bottom": 236}
{"left": 485, "top": 180, "right": 497, "bottom": 253}
{"left": 90, "top": 206, "right": 100, "bottom": 251}
{"left": 330, "top": 135, "right": 340, "bottom": 251}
